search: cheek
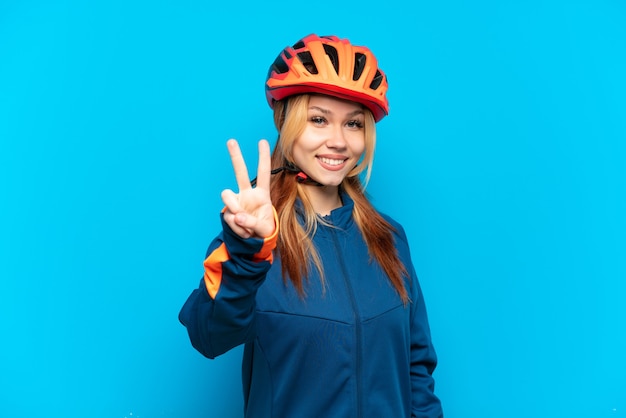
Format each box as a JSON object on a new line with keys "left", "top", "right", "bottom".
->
{"left": 290, "top": 137, "right": 312, "bottom": 166}
{"left": 348, "top": 133, "right": 366, "bottom": 155}
{"left": 299, "top": 126, "right": 325, "bottom": 144}
{"left": 292, "top": 128, "right": 320, "bottom": 154}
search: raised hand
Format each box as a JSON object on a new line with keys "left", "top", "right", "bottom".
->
{"left": 221, "top": 139, "right": 275, "bottom": 239}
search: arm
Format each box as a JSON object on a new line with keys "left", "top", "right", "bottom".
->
{"left": 179, "top": 139, "right": 276, "bottom": 358}
{"left": 409, "top": 271, "right": 444, "bottom": 418}
{"left": 179, "top": 209, "right": 278, "bottom": 359}
{"left": 390, "top": 220, "right": 443, "bottom": 417}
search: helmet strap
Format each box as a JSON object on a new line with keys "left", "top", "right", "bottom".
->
{"left": 251, "top": 162, "right": 323, "bottom": 187}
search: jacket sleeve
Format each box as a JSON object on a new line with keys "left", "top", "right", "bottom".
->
{"left": 409, "top": 268, "right": 444, "bottom": 418}
{"left": 391, "top": 222, "right": 443, "bottom": 418}
{"left": 178, "top": 209, "right": 278, "bottom": 359}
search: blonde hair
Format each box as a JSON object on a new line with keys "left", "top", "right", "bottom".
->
{"left": 270, "top": 94, "right": 409, "bottom": 303}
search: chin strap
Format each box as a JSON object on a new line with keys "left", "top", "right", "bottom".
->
{"left": 250, "top": 162, "right": 323, "bottom": 187}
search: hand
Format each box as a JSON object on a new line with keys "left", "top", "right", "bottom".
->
{"left": 221, "top": 139, "right": 275, "bottom": 239}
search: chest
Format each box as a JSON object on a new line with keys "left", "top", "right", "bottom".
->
{"left": 255, "top": 226, "right": 406, "bottom": 324}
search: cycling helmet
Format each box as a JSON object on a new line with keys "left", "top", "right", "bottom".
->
{"left": 265, "top": 34, "right": 389, "bottom": 122}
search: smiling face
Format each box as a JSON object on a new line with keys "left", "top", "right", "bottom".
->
{"left": 291, "top": 95, "right": 366, "bottom": 188}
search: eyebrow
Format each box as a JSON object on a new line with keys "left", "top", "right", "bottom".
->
{"left": 308, "top": 106, "right": 364, "bottom": 118}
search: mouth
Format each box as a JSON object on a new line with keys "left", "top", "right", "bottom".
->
{"left": 318, "top": 156, "right": 347, "bottom": 167}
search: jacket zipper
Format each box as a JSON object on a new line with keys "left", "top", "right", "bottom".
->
{"left": 330, "top": 228, "right": 362, "bottom": 418}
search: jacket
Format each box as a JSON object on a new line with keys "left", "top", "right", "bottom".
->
{"left": 179, "top": 194, "right": 443, "bottom": 417}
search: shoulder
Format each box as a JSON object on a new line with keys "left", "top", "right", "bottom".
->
{"left": 378, "top": 211, "right": 409, "bottom": 245}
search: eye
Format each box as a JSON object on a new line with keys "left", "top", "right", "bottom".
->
{"left": 310, "top": 116, "right": 327, "bottom": 125}
{"left": 346, "top": 119, "right": 364, "bottom": 129}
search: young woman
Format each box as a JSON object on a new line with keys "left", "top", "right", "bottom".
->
{"left": 180, "top": 34, "right": 444, "bottom": 418}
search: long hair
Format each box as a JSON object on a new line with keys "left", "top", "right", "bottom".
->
{"left": 269, "top": 94, "right": 409, "bottom": 303}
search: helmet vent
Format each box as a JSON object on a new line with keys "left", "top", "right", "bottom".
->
{"left": 270, "top": 56, "right": 289, "bottom": 75}
{"left": 369, "top": 70, "right": 384, "bottom": 90}
{"left": 266, "top": 34, "right": 389, "bottom": 121}
{"left": 323, "top": 44, "right": 340, "bottom": 75}
{"left": 353, "top": 53, "right": 366, "bottom": 81}
{"left": 297, "top": 51, "right": 318, "bottom": 74}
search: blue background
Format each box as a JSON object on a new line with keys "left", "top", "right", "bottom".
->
{"left": 1, "top": 0, "right": 624, "bottom": 417}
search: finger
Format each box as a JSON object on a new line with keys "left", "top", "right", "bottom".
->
{"left": 226, "top": 139, "right": 252, "bottom": 191}
{"left": 221, "top": 189, "right": 242, "bottom": 214}
{"left": 236, "top": 211, "right": 275, "bottom": 238}
{"left": 254, "top": 139, "right": 272, "bottom": 190}
{"left": 234, "top": 212, "right": 257, "bottom": 231}
{"left": 223, "top": 210, "right": 252, "bottom": 239}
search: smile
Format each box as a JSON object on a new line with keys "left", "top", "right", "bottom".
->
{"left": 318, "top": 157, "right": 346, "bottom": 166}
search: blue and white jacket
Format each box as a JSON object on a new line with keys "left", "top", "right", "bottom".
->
{"left": 179, "top": 194, "right": 443, "bottom": 417}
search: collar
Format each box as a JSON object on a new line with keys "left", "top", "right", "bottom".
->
{"left": 294, "top": 190, "right": 355, "bottom": 228}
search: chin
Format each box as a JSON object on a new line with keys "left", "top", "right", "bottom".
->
{"left": 308, "top": 171, "right": 347, "bottom": 187}
{"left": 320, "top": 179, "right": 344, "bottom": 187}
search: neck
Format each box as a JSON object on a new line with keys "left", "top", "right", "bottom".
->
{"left": 303, "top": 185, "right": 342, "bottom": 216}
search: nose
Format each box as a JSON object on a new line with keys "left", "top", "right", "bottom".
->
{"left": 325, "top": 124, "right": 348, "bottom": 149}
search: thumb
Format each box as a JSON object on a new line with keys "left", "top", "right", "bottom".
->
{"left": 234, "top": 212, "right": 251, "bottom": 228}
{"left": 235, "top": 212, "right": 275, "bottom": 238}
{"left": 234, "top": 213, "right": 259, "bottom": 235}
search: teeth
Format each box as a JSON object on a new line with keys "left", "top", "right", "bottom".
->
{"left": 319, "top": 157, "right": 344, "bottom": 166}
